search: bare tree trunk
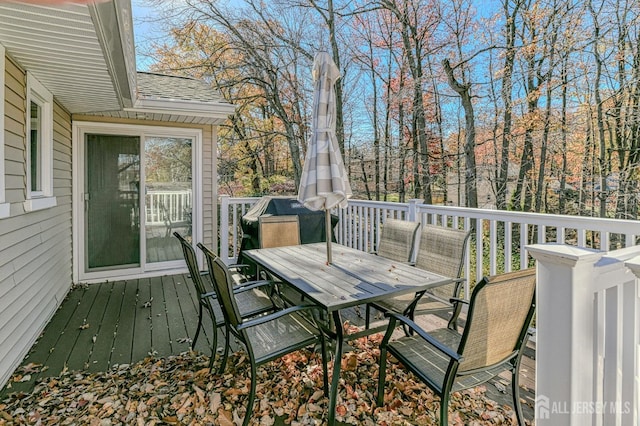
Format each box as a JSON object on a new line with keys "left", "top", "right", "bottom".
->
{"left": 559, "top": 56, "right": 569, "bottom": 214}
{"left": 370, "top": 48, "right": 381, "bottom": 201}
{"left": 380, "top": 0, "right": 433, "bottom": 203}
{"left": 427, "top": 58, "right": 447, "bottom": 203}
{"left": 230, "top": 114, "right": 262, "bottom": 193}
{"left": 535, "top": 40, "right": 559, "bottom": 211}
{"left": 358, "top": 152, "right": 372, "bottom": 200}
{"left": 497, "top": 0, "right": 517, "bottom": 210}
{"left": 443, "top": 58, "right": 478, "bottom": 208}
{"left": 588, "top": 0, "right": 608, "bottom": 217}
{"left": 398, "top": 68, "right": 407, "bottom": 203}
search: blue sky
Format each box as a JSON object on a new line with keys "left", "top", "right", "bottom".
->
{"left": 131, "top": 0, "right": 163, "bottom": 71}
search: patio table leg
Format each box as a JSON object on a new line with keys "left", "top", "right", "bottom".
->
{"left": 328, "top": 310, "right": 343, "bottom": 425}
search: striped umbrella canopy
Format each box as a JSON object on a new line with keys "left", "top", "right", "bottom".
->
{"left": 298, "top": 51, "right": 352, "bottom": 263}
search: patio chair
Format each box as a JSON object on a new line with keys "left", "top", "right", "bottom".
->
{"left": 376, "top": 268, "right": 536, "bottom": 426}
{"left": 373, "top": 218, "right": 420, "bottom": 263}
{"left": 199, "top": 244, "right": 329, "bottom": 426}
{"left": 258, "top": 215, "right": 301, "bottom": 248}
{"left": 366, "top": 224, "right": 470, "bottom": 331}
{"left": 173, "top": 233, "right": 275, "bottom": 372}
{"left": 256, "top": 215, "right": 303, "bottom": 303}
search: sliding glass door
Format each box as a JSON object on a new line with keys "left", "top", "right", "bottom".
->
{"left": 79, "top": 126, "right": 199, "bottom": 280}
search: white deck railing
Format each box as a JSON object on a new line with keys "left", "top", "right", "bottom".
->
{"left": 219, "top": 195, "right": 639, "bottom": 425}
{"left": 529, "top": 244, "right": 639, "bottom": 425}
{"left": 220, "top": 196, "right": 639, "bottom": 297}
{"left": 146, "top": 190, "right": 191, "bottom": 226}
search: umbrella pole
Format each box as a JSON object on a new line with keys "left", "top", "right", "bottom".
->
{"left": 326, "top": 209, "right": 332, "bottom": 264}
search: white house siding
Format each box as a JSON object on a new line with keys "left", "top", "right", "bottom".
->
{"left": 0, "top": 55, "right": 73, "bottom": 389}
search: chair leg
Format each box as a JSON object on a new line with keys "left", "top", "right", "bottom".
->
{"left": 439, "top": 393, "right": 449, "bottom": 426}
{"left": 511, "top": 365, "right": 525, "bottom": 426}
{"left": 447, "top": 317, "right": 458, "bottom": 331}
{"left": 376, "top": 345, "right": 388, "bottom": 407}
{"left": 192, "top": 303, "right": 204, "bottom": 349}
{"left": 217, "top": 326, "right": 231, "bottom": 375}
{"left": 243, "top": 361, "right": 258, "bottom": 426}
{"left": 208, "top": 322, "right": 218, "bottom": 372}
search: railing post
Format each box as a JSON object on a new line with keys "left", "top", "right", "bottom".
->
{"left": 527, "top": 243, "right": 604, "bottom": 426}
{"left": 407, "top": 199, "right": 423, "bottom": 222}
{"left": 220, "top": 195, "right": 230, "bottom": 263}
{"left": 622, "top": 256, "right": 640, "bottom": 426}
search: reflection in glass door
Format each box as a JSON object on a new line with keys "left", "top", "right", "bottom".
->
{"left": 144, "top": 137, "right": 192, "bottom": 263}
{"left": 85, "top": 134, "right": 141, "bottom": 270}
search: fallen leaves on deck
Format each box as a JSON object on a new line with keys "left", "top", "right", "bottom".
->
{"left": 0, "top": 328, "right": 532, "bottom": 425}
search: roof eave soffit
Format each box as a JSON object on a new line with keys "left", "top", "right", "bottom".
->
{"left": 88, "top": 0, "right": 137, "bottom": 109}
{"left": 127, "top": 98, "right": 237, "bottom": 125}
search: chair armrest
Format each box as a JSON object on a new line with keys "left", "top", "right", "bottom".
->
{"left": 449, "top": 297, "right": 468, "bottom": 305}
{"left": 237, "top": 304, "right": 321, "bottom": 330}
{"left": 228, "top": 263, "right": 250, "bottom": 271}
{"left": 233, "top": 279, "right": 276, "bottom": 293}
{"left": 446, "top": 294, "right": 468, "bottom": 329}
{"left": 385, "top": 312, "right": 462, "bottom": 362}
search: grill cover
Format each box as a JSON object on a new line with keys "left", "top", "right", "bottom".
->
{"left": 239, "top": 197, "right": 338, "bottom": 257}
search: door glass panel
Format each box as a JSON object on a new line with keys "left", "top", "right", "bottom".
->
{"left": 86, "top": 134, "right": 140, "bottom": 270}
{"left": 145, "top": 137, "right": 192, "bottom": 263}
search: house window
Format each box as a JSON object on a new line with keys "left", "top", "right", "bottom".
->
{"left": 0, "top": 44, "right": 8, "bottom": 218}
{"left": 24, "top": 72, "right": 56, "bottom": 212}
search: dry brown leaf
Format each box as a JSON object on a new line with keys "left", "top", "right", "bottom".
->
{"left": 0, "top": 340, "right": 533, "bottom": 426}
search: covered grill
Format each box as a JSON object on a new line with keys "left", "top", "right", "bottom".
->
{"left": 240, "top": 196, "right": 338, "bottom": 250}
{"left": 237, "top": 196, "right": 338, "bottom": 270}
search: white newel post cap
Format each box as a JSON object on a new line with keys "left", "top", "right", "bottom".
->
{"left": 624, "top": 255, "right": 640, "bottom": 279}
{"left": 526, "top": 243, "right": 604, "bottom": 426}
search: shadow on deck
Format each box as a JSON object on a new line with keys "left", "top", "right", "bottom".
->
{"left": 1, "top": 274, "right": 536, "bottom": 422}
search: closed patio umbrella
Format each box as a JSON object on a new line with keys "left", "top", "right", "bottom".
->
{"left": 298, "top": 51, "right": 352, "bottom": 264}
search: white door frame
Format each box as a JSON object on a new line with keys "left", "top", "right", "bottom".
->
{"left": 72, "top": 121, "right": 203, "bottom": 283}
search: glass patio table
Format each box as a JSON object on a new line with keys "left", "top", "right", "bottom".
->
{"left": 243, "top": 242, "right": 454, "bottom": 425}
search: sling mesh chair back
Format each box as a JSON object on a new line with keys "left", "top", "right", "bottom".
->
{"left": 258, "top": 215, "right": 301, "bottom": 248}
{"left": 375, "top": 218, "right": 420, "bottom": 263}
{"left": 257, "top": 215, "right": 302, "bottom": 302}
{"left": 376, "top": 268, "right": 536, "bottom": 426}
{"left": 174, "top": 232, "right": 224, "bottom": 371}
{"left": 367, "top": 224, "right": 470, "bottom": 330}
{"left": 412, "top": 224, "right": 471, "bottom": 327}
{"left": 174, "top": 233, "right": 274, "bottom": 372}
{"left": 199, "top": 244, "right": 329, "bottom": 426}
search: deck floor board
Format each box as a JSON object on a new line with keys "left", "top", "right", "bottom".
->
{"left": 172, "top": 273, "right": 206, "bottom": 352}
{"left": 87, "top": 281, "right": 126, "bottom": 372}
{"left": 66, "top": 282, "right": 112, "bottom": 372}
{"left": 149, "top": 275, "right": 173, "bottom": 357}
{"left": 163, "top": 275, "right": 192, "bottom": 354}
{"left": 38, "top": 285, "right": 100, "bottom": 379}
{"left": 109, "top": 279, "right": 138, "bottom": 366}
{"left": 132, "top": 278, "right": 153, "bottom": 361}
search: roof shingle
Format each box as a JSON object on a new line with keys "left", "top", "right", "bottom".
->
{"left": 136, "top": 72, "right": 228, "bottom": 104}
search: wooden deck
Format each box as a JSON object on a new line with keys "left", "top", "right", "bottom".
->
{"left": 1, "top": 274, "right": 536, "bottom": 422}
{"left": 1, "top": 273, "right": 212, "bottom": 396}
